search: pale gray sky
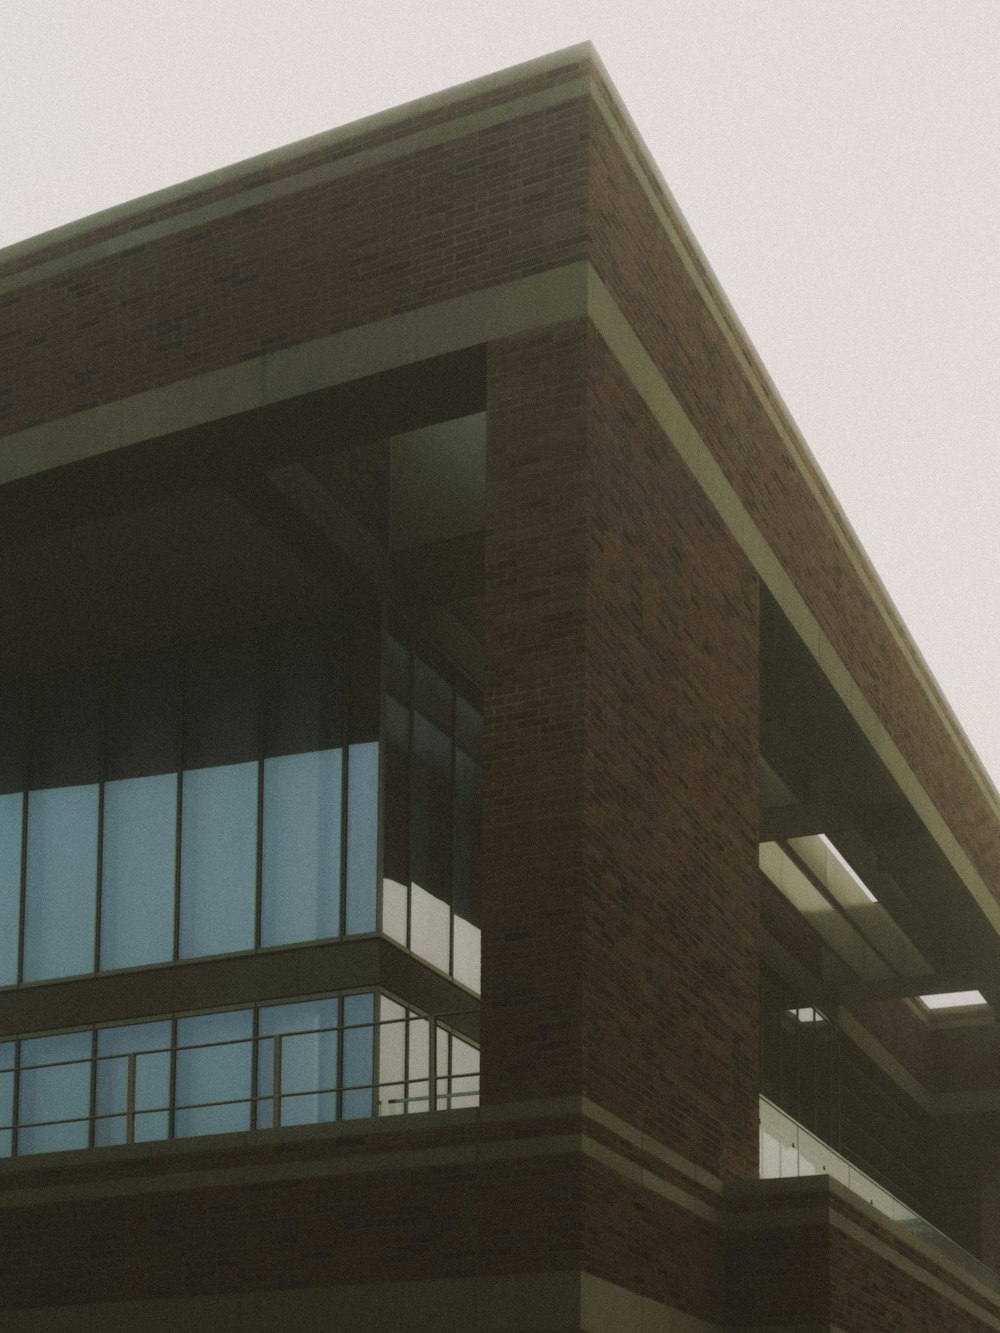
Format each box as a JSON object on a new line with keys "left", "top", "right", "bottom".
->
{"left": 3, "top": 1, "right": 999, "bottom": 785}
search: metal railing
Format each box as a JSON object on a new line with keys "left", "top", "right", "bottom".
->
{"left": 760, "top": 1096, "right": 1000, "bottom": 1295}
{"left": 0, "top": 1010, "right": 480, "bottom": 1155}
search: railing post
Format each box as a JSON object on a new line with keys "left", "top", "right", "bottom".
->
{"left": 429, "top": 1017, "right": 437, "bottom": 1113}
{"left": 126, "top": 1053, "right": 137, "bottom": 1145}
{"left": 273, "top": 1035, "right": 283, "bottom": 1130}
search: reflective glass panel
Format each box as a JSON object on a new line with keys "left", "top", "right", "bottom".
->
{"left": 94, "top": 1021, "right": 172, "bottom": 1146}
{"left": 174, "top": 1009, "right": 253, "bottom": 1138}
{"left": 179, "top": 762, "right": 256, "bottom": 958}
{"left": 101, "top": 775, "right": 177, "bottom": 969}
{"left": 0, "top": 793, "right": 22, "bottom": 986}
{"left": 345, "top": 742, "right": 378, "bottom": 935}
{"left": 410, "top": 713, "right": 451, "bottom": 906}
{"left": 407, "top": 1017, "right": 430, "bottom": 1114}
{"left": 23, "top": 672, "right": 101, "bottom": 982}
{"left": 342, "top": 992, "right": 374, "bottom": 1120}
{"left": 450, "top": 1034, "right": 480, "bottom": 1109}
{"left": 410, "top": 882, "right": 450, "bottom": 973}
{"left": 179, "top": 643, "right": 257, "bottom": 959}
{"left": 258, "top": 997, "right": 340, "bottom": 1128}
{"left": 377, "top": 996, "right": 406, "bottom": 1117}
{"left": 0, "top": 1041, "right": 14, "bottom": 1156}
{"left": 262, "top": 750, "right": 342, "bottom": 946}
{"left": 101, "top": 652, "right": 178, "bottom": 970}
{"left": 23, "top": 784, "right": 99, "bottom": 981}
{"left": 18, "top": 1030, "right": 92, "bottom": 1155}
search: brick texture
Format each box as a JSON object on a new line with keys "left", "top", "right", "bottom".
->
{"left": 482, "top": 321, "right": 759, "bottom": 1181}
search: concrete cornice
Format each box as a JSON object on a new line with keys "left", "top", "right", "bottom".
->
{"left": 0, "top": 42, "right": 597, "bottom": 278}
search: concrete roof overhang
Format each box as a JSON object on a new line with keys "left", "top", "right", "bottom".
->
{"left": 760, "top": 589, "right": 1000, "bottom": 1014}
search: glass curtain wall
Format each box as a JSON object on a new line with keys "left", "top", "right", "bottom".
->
{"left": 0, "top": 621, "right": 482, "bottom": 991}
{"left": 0, "top": 990, "right": 480, "bottom": 1156}
{"left": 382, "top": 636, "right": 481, "bottom": 991}
{"left": 0, "top": 617, "right": 380, "bottom": 984}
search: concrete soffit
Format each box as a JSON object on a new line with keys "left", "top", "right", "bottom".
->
{"left": 2, "top": 52, "right": 998, "bottom": 941}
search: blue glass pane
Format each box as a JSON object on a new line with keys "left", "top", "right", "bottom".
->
{"left": 258, "top": 998, "right": 340, "bottom": 1128}
{"left": 0, "top": 1042, "right": 14, "bottom": 1158}
{"left": 342, "top": 992, "right": 375, "bottom": 1119}
{"left": 94, "top": 1021, "right": 172, "bottom": 1146}
{"left": 101, "top": 775, "right": 177, "bottom": 970}
{"left": 0, "top": 793, "right": 22, "bottom": 986}
{"left": 345, "top": 742, "right": 378, "bottom": 935}
{"left": 174, "top": 1009, "right": 252, "bottom": 1138}
{"left": 23, "top": 785, "right": 98, "bottom": 982}
{"left": 18, "top": 1030, "right": 92, "bottom": 1155}
{"left": 179, "top": 763, "right": 257, "bottom": 958}
{"left": 261, "top": 750, "right": 341, "bottom": 947}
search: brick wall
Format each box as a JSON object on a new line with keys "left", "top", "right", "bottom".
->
{"left": 583, "top": 88, "right": 1000, "bottom": 913}
{"left": 482, "top": 321, "right": 759, "bottom": 1181}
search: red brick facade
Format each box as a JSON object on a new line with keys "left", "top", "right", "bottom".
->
{"left": 3, "top": 43, "right": 1000, "bottom": 1333}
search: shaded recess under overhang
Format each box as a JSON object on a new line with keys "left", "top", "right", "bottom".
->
{"left": 759, "top": 589, "right": 1000, "bottom": 1017}
{"left": 0, "top": 347, "right": 486, "bottom": 682}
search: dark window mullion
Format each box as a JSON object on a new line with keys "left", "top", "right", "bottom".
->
{"left": 250, "top": 1004, "right": 260, "bottom": 1130}
{"left": 339, "top": 645, "right": 350, "bottom": 939}
{"left": 17, "top": 681, "right": 33, "bottom": 987}
{"left": 10, "top": 1038, "right": 20, "bottom": 1157}
{"left": 254, "top": 641, "right": 265, "bottom": 953}
{"left": 405, "top": 652, "right": 414, "bottom": 951}
{"left": 93, "top": 673, "right": 107, "bottom": 975}
{"left": 167, "top": 1015, "right": 178, "bottom": 1142}
{"left": 173, "top": 651, "right": 187, "bottom": 963}
{"left": 335, "top": 996, "right": 344, "bottom": 1122}
{"left": 87, "top": 1027, "right": 98, "bottom": 1148}
{"left": 448, "top": 680, "right": 457, "bottom": 978}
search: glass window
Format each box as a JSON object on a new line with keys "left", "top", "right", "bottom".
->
{"left": 1, "top": 618, "right": 389, "bottom": 986}
{"left": 101, "top": 776, "right": 177, "bottom": 969}
{"left": 0, "top": 793, "right": 22, "bottom": 987}
{"left": 377, "top": 995, "right": 406, "bottom": 1117}
{"left": 23, "top": 672, "right": 101, "bottom": 983}
{"left": 94, "top": 1020, "right": 172, "bottom": 1146}
{"left": 174, "top": 1009, "right": 253, "bottom": 1138}
{"left": 0, "top": 1041, "right": 14, "bottom": 1157}
{"left": 262, "top": 751, "right": 342, "bottom": 945}
{"left": 2, "top": 991, "right": 472, "bottom": 1155}
{"left": 179, "top": 643, "right": 258, "bottom": 960}
{"left": 410, "top": 883, "right": 450, "bottom": 973}
{"left": 261, "top": 629, "right": 344, "bottom": 947}
{"left": 379, "top": 641, "right": 482, "bottom": 991}
{"left": 342, "top": 992, "right": 375, "bottom": 1119}
{"left": 100, "top": 654, "right": 178, "bottom": 970}
{"left": 450, "top": 1034, "right": 480, "bottom": 1109}
{"left": 258, "top": 997, "right": 340, "bottom": 1128}
{"left": 346, "top": 742, "right": 378, "bottom": 934}
{"left": 18, "top": 1030, "right": 92, "bottom": 1155}
{"left": 23, "top": 784, "right": 99, "bottom": 981}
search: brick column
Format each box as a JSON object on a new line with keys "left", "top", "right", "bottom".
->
{"left": 481, "top": 319, "right": 760, "bottom": 1181}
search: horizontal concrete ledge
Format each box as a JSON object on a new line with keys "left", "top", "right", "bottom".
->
{"left": 0, "top": 1271, "right": 724, "bottom": 1333}
{"left": 728, "top": 1175, "right": 1000, "bottom": 1326}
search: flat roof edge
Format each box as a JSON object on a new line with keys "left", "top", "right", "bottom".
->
{"left": 0, "top": 41, "right": 599, "bottom": 273}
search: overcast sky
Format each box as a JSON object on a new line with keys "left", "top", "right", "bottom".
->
{"left": 3, "top": 1, "right": 999, "bottom": 787}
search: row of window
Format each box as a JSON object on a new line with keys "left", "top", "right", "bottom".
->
{"left": 0, "top": 623, "right": 379, "bottom": 984}
{"left": 0, "top": 624, "right": 482, "bottom": 991}
{"left": 0, "top": 990, "right": 480, "bottom": 1157}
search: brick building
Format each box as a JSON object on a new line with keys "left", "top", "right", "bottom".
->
{"left": 2, "top": 42, "right": 1000, "bottom": 1332}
